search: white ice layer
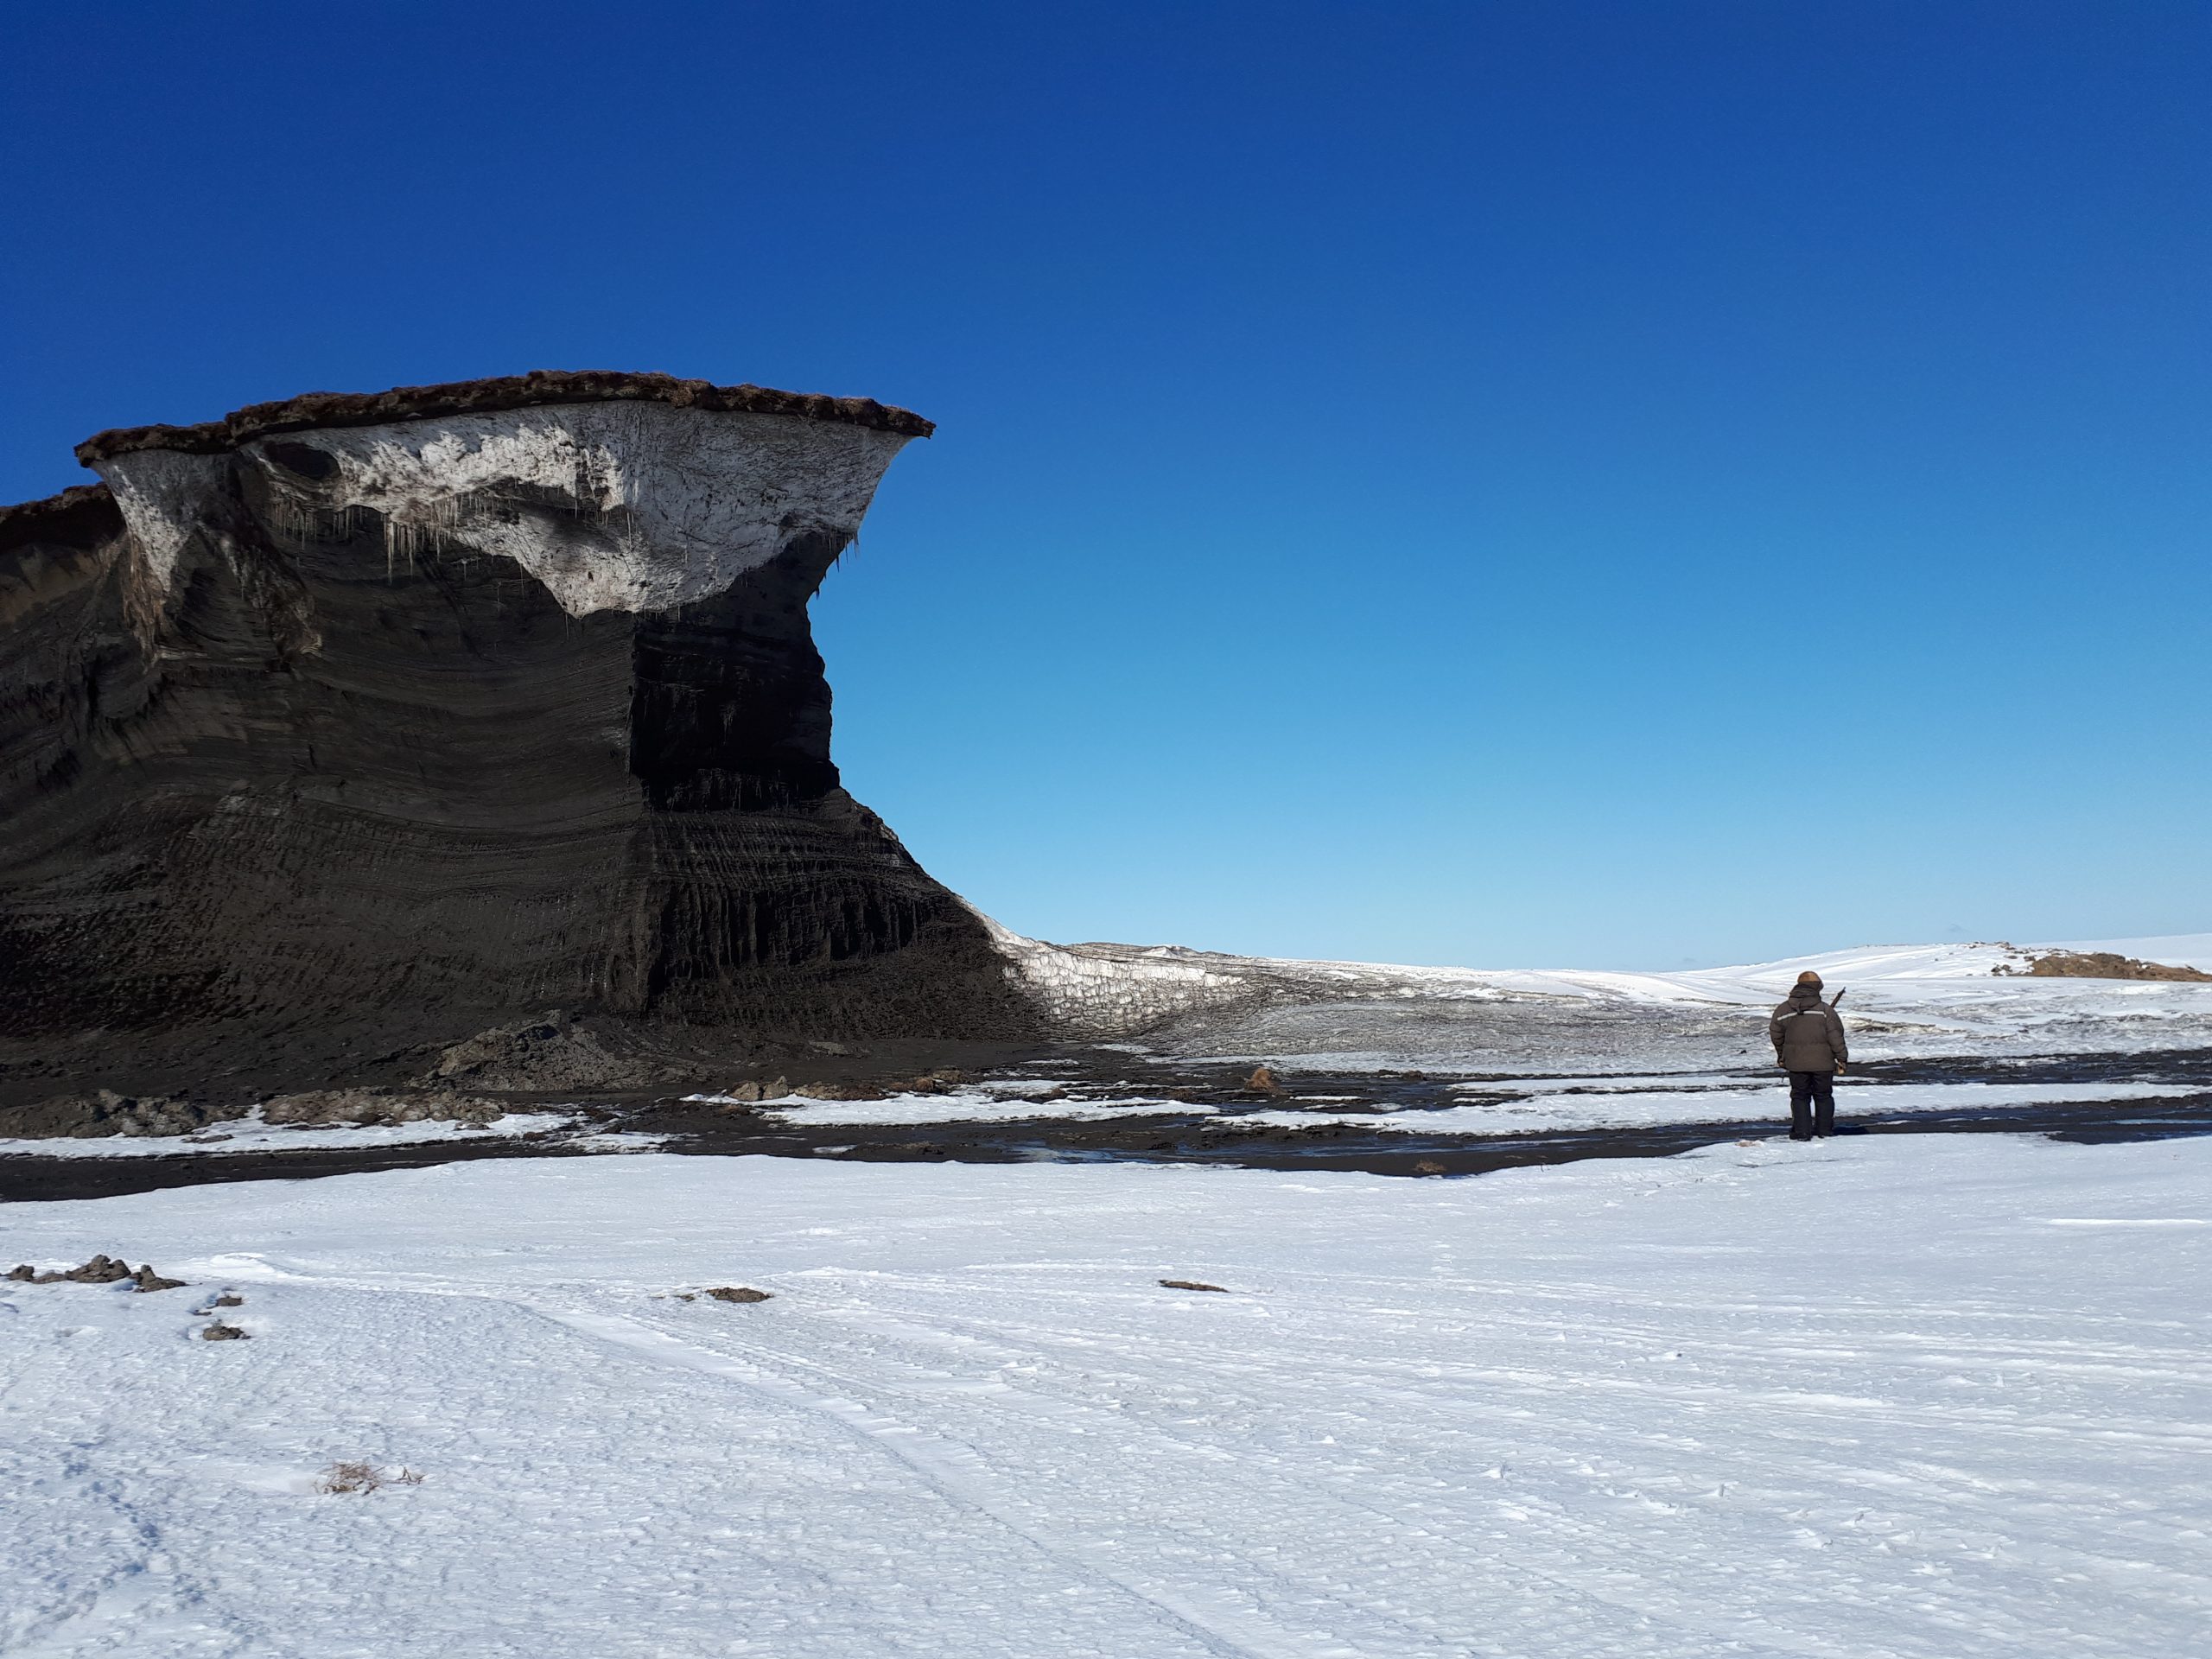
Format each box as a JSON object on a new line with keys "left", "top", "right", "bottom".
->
{"left": 5, "top": 1136, "right": 2209, "bottom": 1656}
{"left": 972, "top": 910, "right": 1251, "bottom": 1034}
{"left": 0, "top": 1110, "right": 577, "bottom": 1160}
{"left": 95, "top": 402, "right": 911, "bottom": 618}
{"left": 95, "top": 449, "right": 230, "bottom": 592}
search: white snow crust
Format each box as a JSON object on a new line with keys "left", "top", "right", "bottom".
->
{"left": 4, "top": 1137, "right": 2209, "bottom": 1656}
{"left": 95, "top": 403, "right": 910, "bottom": 618}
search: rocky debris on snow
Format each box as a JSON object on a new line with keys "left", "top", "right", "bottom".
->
{"left": 789, "top": 1079, "right": 888, "bottom": 1103}
{"left": 261, "top": 1087, "right": 502, "bottom": 1128}
{"left": 312, "top": 1460, "right": 423, "bottom": 1495}
{"left": 716, "top": 1077, "right": 791, "bottom": 1104}
{"left": 1997, "top": 950, "right": 2212, "bottom": 983}
{"left": 907, "top": 1069, "right": 977, "bottom": 1093}
{"left": 1159, "top": 1279, "right": 1230, "bottom": 1293}
{"left": 7, "top": 1253, "right": 182, "bottom": 1287}
{"left": 193, "top": 1294, "right": 244, "bottom": 1315}
{"left": 200, "top": 1321, "right": 250, "bottom": 1341}
{"left": 715, "top": 1067, "right": 980, "bottom": 1105}
{"left": 0, "top": 1090, "right": 242, "bottom": 1141}
{"left": 704, "top": 1286, "right": 773, "bottom": 1304}
{"left": 0, "top": 1084, "right": 503, "bottom": 1139}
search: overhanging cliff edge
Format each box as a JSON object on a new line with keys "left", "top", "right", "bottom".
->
{"left": 0, "top": 373, "right": 1037, "bottom": 1101}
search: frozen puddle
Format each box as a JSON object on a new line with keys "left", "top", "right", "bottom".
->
{"left": 0, "top": 1109, "right": 578, "bottom": 1160}
{"left": 3, "top": 1135, "right": 2207, "bottom": 1656}
{"left": 754, "top": 1090, "right": 1195, "bottom": 1128}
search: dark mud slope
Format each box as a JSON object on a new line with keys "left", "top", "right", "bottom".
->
{"left": 0, "top": 374, "right": 1037, "bottom": 1102}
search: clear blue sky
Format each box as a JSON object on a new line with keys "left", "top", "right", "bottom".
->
{"left": 3, "top": 3, "right": 2206, "bottom": 969}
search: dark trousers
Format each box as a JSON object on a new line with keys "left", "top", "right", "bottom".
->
{"left": 1788, "top": 1071, "right": 1836, "bottom": 1139}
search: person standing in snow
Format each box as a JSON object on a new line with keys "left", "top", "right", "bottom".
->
{"left": 1770, "top": 970, "right": 1847, "bottom": 1140}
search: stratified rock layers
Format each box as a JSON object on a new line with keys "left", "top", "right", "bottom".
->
{"left": 0, "top": 376, "right": 1036, "bottom": 1072}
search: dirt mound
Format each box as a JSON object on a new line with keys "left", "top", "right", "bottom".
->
{"left": 2003, "top": 951, "right": 2212, "bottom": 983}
{"left": 417, "top": 1013, "right": 683, "bottom": 1092}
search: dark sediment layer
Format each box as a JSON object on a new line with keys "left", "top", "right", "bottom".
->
{"left": 1, "top": 375, "right": 1033, "bottom": 1111}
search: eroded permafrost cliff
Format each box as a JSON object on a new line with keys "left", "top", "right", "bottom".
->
{"left": 0, "top": 372, "right": 1094, "bottom": 1098}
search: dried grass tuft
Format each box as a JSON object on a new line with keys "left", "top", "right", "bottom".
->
{"left": 314, "top": 1460, "right": 425, "bottom": 1495}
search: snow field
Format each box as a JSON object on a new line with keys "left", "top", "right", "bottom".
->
{"left": 4, "top": 1137, "right": 2209, "bottom": 1656}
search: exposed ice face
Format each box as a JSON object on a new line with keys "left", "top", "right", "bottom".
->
{"left": 969, "top": 912, "right": 1252, "bottom": 1034}
{"left": 95, "top": 449, "right": 229, "bottom": 592}
{"left": 94, "top": 402, "right": 911, "bottom": 619}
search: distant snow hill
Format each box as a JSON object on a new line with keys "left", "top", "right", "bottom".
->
{"left": 982, "top": 918, "right": 2212, "bottom": 1058}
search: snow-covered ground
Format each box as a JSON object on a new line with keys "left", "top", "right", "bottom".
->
{"left": 5, "top": 1137, "right": 2209, "bottom": 1656}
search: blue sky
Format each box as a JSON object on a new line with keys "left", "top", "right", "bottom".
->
{"left": 3, "top": 3, "right": 2205, "bottom": 968}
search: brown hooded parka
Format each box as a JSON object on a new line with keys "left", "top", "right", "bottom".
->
{"left": 1770, "top": 982, "right": 1848, "bottom": 1071}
